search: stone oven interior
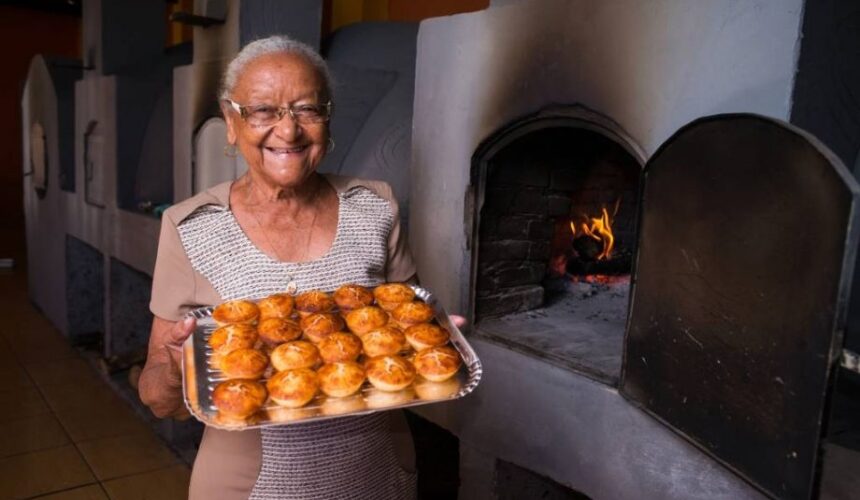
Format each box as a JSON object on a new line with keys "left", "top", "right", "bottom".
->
{"left": 474, "top": 123, "right": 642, "bottom": 384}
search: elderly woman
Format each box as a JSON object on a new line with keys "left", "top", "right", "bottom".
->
{"left": 138, "top": 36, "right": 418, "bottom": 499}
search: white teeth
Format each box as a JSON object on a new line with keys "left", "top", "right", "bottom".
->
{"left": 266, "top": 146, "right": 305, "bottom": 154}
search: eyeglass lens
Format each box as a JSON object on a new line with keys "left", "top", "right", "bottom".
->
{"left": 243, "top": 104, "right": 329, "bottom": 126}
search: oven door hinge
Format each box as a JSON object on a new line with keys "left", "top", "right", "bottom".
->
{"left": 842, "top": 349, "right": 860, "bottom": 374}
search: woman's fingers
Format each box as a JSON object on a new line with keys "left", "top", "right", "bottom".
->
{"left": 162, "top": 346, "right": 185, "bottom": 387}
{"left": 162, "top": 317, "right": 195, "bottom": 374}
{"left": 166, "top": 316, "right": 196, "bottom": 349}
{"left": 450, "top": 314, "right": 467, "bottom": 328}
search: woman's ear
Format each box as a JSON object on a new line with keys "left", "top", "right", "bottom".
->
{"left": 220, "top": 102, "right": 238, "bottom": 145}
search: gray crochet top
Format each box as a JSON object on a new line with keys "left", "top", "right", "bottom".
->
{"left": 177, "top": 185, "right": 417, "bottom": 499}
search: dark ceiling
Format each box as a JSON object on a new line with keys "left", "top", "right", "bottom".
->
{"left": 1, "top": 0, "right": 82, "bottom": 16}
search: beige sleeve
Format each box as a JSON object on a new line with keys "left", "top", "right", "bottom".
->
{"left": 149, "top": 214, "right": 200, "bottom": 321}
{"left": 376, "top": 182, "right": 417, "bottom": 283}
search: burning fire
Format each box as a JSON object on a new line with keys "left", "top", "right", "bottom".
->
{"left": 570, "top": 204, "right": 617, "bottom": 261}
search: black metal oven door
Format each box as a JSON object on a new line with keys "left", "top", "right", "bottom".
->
{"left": 620, "top": 114, "right": 860, "bottom": 499}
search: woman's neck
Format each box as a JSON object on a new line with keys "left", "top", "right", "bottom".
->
{"left": 237, "top": 172, "right": 324, "bottom": 214}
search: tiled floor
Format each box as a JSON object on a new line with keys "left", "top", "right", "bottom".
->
{"left": 0, "top": 268, "right": 191, "bottom": 499}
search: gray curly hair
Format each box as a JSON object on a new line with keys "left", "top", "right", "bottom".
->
{"left": 219, "top": 35, "right": 333, "bottom": 101}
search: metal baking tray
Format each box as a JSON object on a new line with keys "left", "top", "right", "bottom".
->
{"left": 181, "top": 285, "right": 482, "bottom": 429}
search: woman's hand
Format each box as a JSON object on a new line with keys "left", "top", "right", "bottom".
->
{"left": 450, "top": 315, "right": 467, "bottom": 329}
{"left": 138, "top": 316, "right": 196, "bottom": 418}
{"left": 161, "top": 316, "right": 196, "bottom": 368}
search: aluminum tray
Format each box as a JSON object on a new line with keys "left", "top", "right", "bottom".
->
{"left": 182, "top": 286, "right": 482, "bottom": 430}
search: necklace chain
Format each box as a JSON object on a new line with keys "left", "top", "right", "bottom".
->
{"left": 245, "top": 180, "right": 321, "bottom": 263}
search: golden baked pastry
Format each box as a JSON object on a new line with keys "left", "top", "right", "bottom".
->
{"left": 412, "top": 345, "right": 461, "bottom": 382}
{"left": 318, "top": 361, "right": 366, "bottom": 397}
{"left": 344, "top": 306, "right": 389, "bottom": 335}
{"left": 258, "top": 293, "right": 295, "bottom": 320}
{"left": 212, "top": 379, "right": 267, "bottom": 419}
{"left": 212, "top": 299, "right": 260, "bottom": 326}
{"left": 208, "top": 324, "right": 258, "bottom": 354}
{"left": 295, "top": 290, "right": 335, "bottom": 317}
{"left": 390, "top": 301, "right": 435, "bottom": 329}
{"left": 364, "top": 355, "right": 416, "bottom": 392}
{"left": 300, "top": 313, "right": 345, "bottom": 343}
{"left": 317, "top": 332, "right": 363, "bottom": 363}
{"left": 257, "top": 317, "right": 302, "bottom": 347}
{"left": 373, "top": 283, "right": 415, "bottom": 311}
{"left": 267, "top": 368, "right": 319, "bottom": 408}
{"left": 269, "top": 340, "right": 321, "bottom": 371}
{"left": 219, "top": 348, "right": 269, "bottom": 379}
{"left": 333, "top": 284, "right": 374, "bottom": 311}
{"left": 404, "top": 323, "right": 450, "bottom": 351}
{"left": 360, "top": 326, "right": 406, "bottom": 357}
{"left": 414, "top": 376, "right": 461, "bottom": 400}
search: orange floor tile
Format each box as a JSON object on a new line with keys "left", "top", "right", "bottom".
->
{"left": 0, "top": 266, "right": 191, "bottom": 500}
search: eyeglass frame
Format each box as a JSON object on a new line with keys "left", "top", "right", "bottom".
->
{"left": 224, "top": 99, "right": 332, "bottom": 126}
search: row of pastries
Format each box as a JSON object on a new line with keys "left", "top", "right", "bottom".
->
{"left": 205, "top": 283, "right": 462, "bottom": 421}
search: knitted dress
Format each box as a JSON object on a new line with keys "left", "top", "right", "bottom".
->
{"left": 150, "top": 175, "right": 417, "bottom": 499}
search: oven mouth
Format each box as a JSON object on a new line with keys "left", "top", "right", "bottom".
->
{"left": 468, "top": 108, "right": 644, "bottom": 385}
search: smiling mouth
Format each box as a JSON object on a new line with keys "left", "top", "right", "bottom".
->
{"left": 265, "top": 145, "right": 308, "bottom": 155}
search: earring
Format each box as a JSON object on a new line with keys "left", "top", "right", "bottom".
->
{"left": 327, "top": 137, "right": 336, "bottom": 153}
{"left": 224, "top": 144, "right": 237, "bottom": 157}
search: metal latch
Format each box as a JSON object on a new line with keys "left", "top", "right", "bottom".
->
{"left": 842, "top": 349, "right": 860, "bottom": 374}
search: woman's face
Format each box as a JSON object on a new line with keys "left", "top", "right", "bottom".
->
{"left": 224, "top": 52, "right": 329, "bottom": 189}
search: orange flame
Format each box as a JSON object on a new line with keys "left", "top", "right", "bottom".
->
{"left": 569, "top": 205, "right": 617, "bottom": 261}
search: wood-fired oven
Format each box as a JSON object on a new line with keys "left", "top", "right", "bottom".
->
{"left": 470, "top": 106, "right": 644, "bottom": 384}
{"left": 465, "top": 111, "right": 859, "bottom": 499}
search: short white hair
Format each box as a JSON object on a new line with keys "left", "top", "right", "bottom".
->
{"left": 219, "top": 35, "right": 333, "bottom": 101}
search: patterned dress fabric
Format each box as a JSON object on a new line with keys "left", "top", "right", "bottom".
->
{"left": 176, "top": 186, "right": 417, "bottom": 499}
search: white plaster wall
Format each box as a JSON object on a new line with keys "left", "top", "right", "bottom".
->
{"left": 410, "top": 0, "right": 804, "bottom": 314}
{"left": 63, "top": 75, "right": 162, "bottom": 356}
{"left": 415, "top": 339, "right": 765, "bottom": 499}
{"left": 22, "top": 57, "right": 68, "bottom": 334}
{"left": 66, "top": 77, "right": 112, "bottom": 255}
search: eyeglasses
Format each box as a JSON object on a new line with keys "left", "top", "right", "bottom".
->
{"left": 225, "top": 99, "right": 332, "bottom": 127}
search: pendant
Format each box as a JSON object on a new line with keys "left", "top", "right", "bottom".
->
{"left": 286, "top": 280, "right": 298, "bottom": 295}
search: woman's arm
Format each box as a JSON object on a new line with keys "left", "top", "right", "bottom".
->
{"left": 138, "top": 316, "right": 196, "bottom": 418}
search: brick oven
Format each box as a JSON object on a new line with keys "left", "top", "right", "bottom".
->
{"left": 408, "top": 1, "right": 860, "bottom": 499}
{"left": 469, "top": 107, "right": 643, "bottom": 383}
{"left": 474, "top": 110, "right": 641, "bottom": 318}
{"left": 444, "top": 108, "right": 860, "bottom": 499}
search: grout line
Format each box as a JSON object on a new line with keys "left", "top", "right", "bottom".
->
{"left": 3, "top": 275, "right": 191, "bottom": 498}
{"left": 0, "top": 442, "right": 72, "bottom": 462}
{"left": 96, "top": 462, "right": 187, "bottom": 486}
{"left": 21, "top": 480, "right": 101, "bottom": 500}
{"left": 0, "top": 408, "right": 60, "bottom": 426}
{"left": 68, "top": 429, "right": 153, "bottom": 446}
{"left": 26, "top": 397, "right": 103, "bottom": 486}
{"left": 10, "top": 339, "right": 106, "bottom": 491}
{"left": 12, "top": 320, "right": 183, "bottom": 491}
{"left": 96, "top": 481, "right": 112, "bottom": 499}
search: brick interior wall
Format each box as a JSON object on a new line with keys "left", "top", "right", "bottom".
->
{"left": 476, "top": 127, "right": 640, "bottom": 319}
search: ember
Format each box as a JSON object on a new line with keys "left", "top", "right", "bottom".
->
{"left": 569, "top": 274, "right": 629, "bottom": 285}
